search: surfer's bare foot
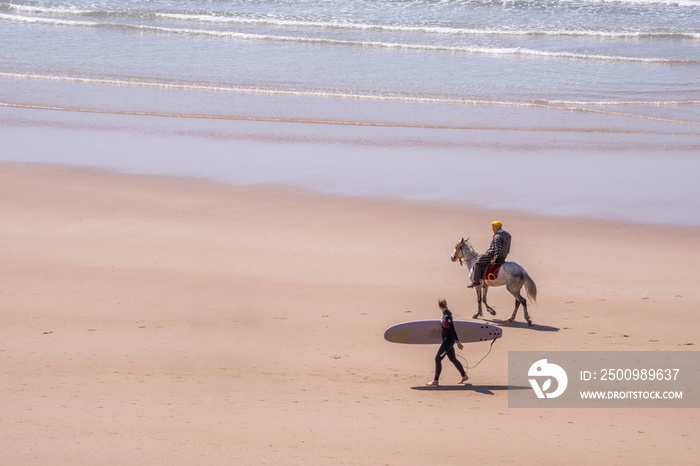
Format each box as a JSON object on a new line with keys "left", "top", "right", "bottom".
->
{"left": 459, "top": 375, "right": 469, "bottom": 384}
{"left": 426, "top": 380, "right": 439, "bottom": 387}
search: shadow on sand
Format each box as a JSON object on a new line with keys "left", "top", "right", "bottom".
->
{"left": 411, "top": 384, "right": 530, "bottom": 395}
{"left": 483, "top": 318, "right": 560, "bottom": 332}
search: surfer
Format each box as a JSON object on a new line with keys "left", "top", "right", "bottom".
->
{"left": 468, "top": 220, "right": 512, "bottom": 288}
{"left": 426, "top": 299, "right": 469, "bottom": 387}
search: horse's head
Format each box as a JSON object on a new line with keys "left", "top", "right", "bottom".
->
{"left": 451, "top": 237, "right": 478, "bottom": 266}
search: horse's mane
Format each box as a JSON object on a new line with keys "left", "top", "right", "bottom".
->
{"left": 464, "top": 241, "right": 478, "bottom": 257}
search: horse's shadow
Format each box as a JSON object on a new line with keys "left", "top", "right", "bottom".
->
{"left": 483, "top": 318, "right": 559, "bottom": 332}
{"left": 411, "top": 384, "right": 530, "bottom": 395}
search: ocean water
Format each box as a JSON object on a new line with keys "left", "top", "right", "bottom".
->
{"left": 1, "top": 0, "right": 699, "bottom": 224}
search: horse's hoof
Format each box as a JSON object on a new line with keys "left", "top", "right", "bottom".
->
{"left": 488, "top": 310, "right": 496, "bottom": 316}
{"left": 528, "top": 320, "right": 533, "bottom": 327}
{"left": 472, "top": 314, "right": 480, "bottom": 319}
{"left": 506, "top": 318, "right": 514, "bottom": 323}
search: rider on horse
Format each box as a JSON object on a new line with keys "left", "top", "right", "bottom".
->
{"left": 468, "top": 221, "right": 511, "bottom": 288}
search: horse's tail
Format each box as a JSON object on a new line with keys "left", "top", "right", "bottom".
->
{"left": 524, "top": 273, "right": 537, "bottom": 304}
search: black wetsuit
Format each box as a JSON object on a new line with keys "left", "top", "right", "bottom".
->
{"left": 434, "top": 309, "right": 466, "bottom": 380}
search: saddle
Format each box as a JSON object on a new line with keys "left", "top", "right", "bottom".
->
{"left": 483, "top": 262, "right": 503, "bottom": 281}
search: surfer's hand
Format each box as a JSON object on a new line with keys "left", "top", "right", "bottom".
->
{"left": 457, "top": 342, "right": 463, "bottom": 350}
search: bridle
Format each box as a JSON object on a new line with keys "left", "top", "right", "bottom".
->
{"left": 452, "top": 237, "right": 478, "bottom": 266}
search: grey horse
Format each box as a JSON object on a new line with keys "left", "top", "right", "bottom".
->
{"left": 451, "top": 237, "right": 537, "bottom": 326}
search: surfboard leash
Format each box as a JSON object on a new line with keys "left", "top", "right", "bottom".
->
{"left": 459, "top": 337, "right": 498, "bottom": 370}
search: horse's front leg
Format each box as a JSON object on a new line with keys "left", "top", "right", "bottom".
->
{"left": 482, "top": 286, "right": 497, "bottom": 316}
{"left": 472, "top": 288, "right": 484, "bottom": 319}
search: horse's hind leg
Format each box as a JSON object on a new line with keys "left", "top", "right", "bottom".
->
{"left": 522, "top": 300, "right": 532, "bottom": 326}
{"left": 507, "top": 293, "right": 532, "bottom": 326}
{"left": 507, "top": 298, "right": 519, "bottom": 323}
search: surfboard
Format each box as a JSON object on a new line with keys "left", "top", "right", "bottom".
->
{"left": 384, "top": 319, "right": 502, "bottom": 344}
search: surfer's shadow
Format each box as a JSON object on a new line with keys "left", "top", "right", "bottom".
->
{"left": 485, "top": 319, "right": 560, "bottom": 332}
{"left": 411, "top": 384, "right": 530, "bottom": 395}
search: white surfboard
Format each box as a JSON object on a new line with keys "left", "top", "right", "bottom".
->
{"left": 384, "top": 319, "right": 502, "bottom": 344}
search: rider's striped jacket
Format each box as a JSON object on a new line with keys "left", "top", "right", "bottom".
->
{"left": 484, "top": 229, "right": 511, "bottom": 263}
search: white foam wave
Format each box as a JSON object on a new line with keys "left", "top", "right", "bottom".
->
{"left": 0, "top": 71, "right": 502, "bottom": 104}
{"left": 1, "top": 11, "right": 695, "bottom": 63}
{"left": 155, "top": 12, "right": 700, "bottom": 40}
{"left": 579, "top": 0, "right": 699, "bottom": 7}
{"left": 544, "top": 99, "right": 700, "bottom": 106}
{"left": 104, "top": 23, "right": 700, "bottom": 63}
{"left": 2, "top": 2, "right": 95, "bottom": 15}
{"left": 2, "top": 72, "right": 699, "bottom": 109}
{"left": 2, "top": 5, "right": 697, "bottom": 40}
{"left": 0, "top": 11, "right": 96, "bottom": 26}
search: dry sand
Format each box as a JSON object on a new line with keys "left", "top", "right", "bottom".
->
{"left": 1, "top": 162, "right": 698, "bottom": 464}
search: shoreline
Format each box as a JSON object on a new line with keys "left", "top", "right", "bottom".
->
{"left": 3, "top": 104, "right": 700, "bottom": 226}
{"left": 4, "top": 101, "right": 700, "bottom": 134}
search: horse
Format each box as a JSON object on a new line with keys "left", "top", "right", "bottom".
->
{"left": 451, "top": 237, "right": 537, "bottom": 326}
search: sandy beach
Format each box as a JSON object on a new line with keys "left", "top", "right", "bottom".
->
{"left": 1, "top": 162, "right": 698, "bottom": 465}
